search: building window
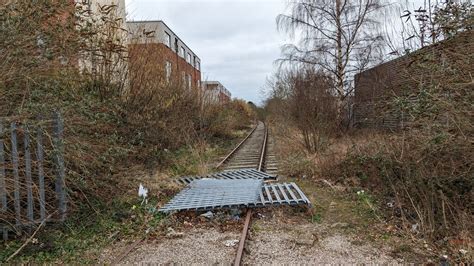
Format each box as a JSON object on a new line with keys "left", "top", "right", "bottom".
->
{"left": 196, "top": 61, "right": 201, "bottom": 71}
{"left": 187, "top": 53, "right": 192, "bottom": 64}
{"left": 165, "top": 61, "right": 172, "bottom": 82}
{"left": 164, "top": 32, "right": 171, "bottom": 47}
{"left": 187, "top": 74, "right": 192, "bottom": 89}
{"left": 174, "top": 38, "right": 179, "bottom": 53}
{"left": 181, "top": 47, "right": 185, "bottom": 58}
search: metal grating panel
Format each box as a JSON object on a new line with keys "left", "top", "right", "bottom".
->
{"left": 175, "top": 169, "right": 276, "bottom": 185}
{"left": 258, "top": 183, "right": 311, "bottom": 207}
{"left": 159, "top": 179, "right": 263, "bottom": 213}
{"left": 160, "top": 179, "right": 311, "bottom": 213}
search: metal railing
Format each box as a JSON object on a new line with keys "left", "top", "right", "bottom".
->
{"left": 0, "top": 112, "right": 67, "bottom": 241}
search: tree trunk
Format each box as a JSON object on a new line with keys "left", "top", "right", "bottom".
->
{"left": 335, "top": 0, "right": 344, "bottom": 99}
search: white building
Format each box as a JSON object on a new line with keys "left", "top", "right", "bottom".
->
{"left": 127, "top": 20, "right": 201, "bottom": 72}
{"left": 75, "top": 0, "right": 128, "bottom": 86}
{"left": 88, "top": 0, "right": 126, "bottom": 21}
{"left": 202, "top": 81, "right": 232, "bottom": 104}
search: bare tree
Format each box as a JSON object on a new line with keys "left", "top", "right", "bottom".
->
{"left": 399, "top": 0, "right": 472, "bottom": 50}
{"left": 265, "top": 67, "right": 338, "bottom": 152}
{"left": 277, "top": 0, "right": 385, "bottom": 101}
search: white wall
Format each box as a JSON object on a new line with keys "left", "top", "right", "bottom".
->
{"left": 76, "top": 0, "right": 129, "bottom": 87}
{"left": 89, "top": 0, "right": 126, "bottom": 22}
{"left": 127, "top": 21, "right": 201, "bottom": 69}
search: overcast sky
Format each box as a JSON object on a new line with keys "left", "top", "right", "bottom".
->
{"left": 125, "top": 0, "right": 437, "bottom": 105}
{"left": 126, "top": 0, "right": 288, "bottom": 104}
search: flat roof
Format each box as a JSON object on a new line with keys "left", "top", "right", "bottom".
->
{"left": 127, "top": 20, "right": 200, "bottom": 60}
{"left": 202, "top": 81, "right": 231, "bottom": 96}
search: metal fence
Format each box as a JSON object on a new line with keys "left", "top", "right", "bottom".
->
{"left": 0, "top": 112, "right": 66, "bottom": 241}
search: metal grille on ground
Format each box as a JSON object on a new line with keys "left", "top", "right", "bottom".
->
{"left": 259, "top": 183, "right": 310, "bottom": 207}
{"left": 175, "top": 169, "right": 276, "bottom": 185}
{"left": 160, "top": 177, "right": 311, "bottom": 213}
{"left": 160, "top": 121, "right": 309, "bottom": 266}
{"left": 159, "top": 179, "right": 263, "bottom": 213}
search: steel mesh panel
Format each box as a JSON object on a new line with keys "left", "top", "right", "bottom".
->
{"left": 159, "top": 179, "right": 263, "bottom": 213}
{"left": 160, "top": 180, "right": 311, "bottom": 213}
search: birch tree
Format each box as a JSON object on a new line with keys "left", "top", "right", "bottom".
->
{"left": 277, "top": 0, "right": 385, "bottom": 101}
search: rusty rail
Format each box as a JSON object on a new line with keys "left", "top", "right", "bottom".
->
{"left": 234, "top": 209, "right": 252, "bottom": 266}
{"left": 232, "top": 122, "right": 269, "bottom": 266}
{"left": 257, "top": 125, "right": 268, "bottom": 172}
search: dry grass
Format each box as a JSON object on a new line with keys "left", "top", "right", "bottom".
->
{"left": 266, "top": 27, "right": 473, "bottom": 262}
{"left": 273, "top": 124, "right": 473, "bottom": 262}
{"left": 0, "top": 1, "right": 256, "bottom": 241}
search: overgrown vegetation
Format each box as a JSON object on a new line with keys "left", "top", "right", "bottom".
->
{"left": 266, "top": 67, "right": 338, "bottom": 152}
{"left": 340, "top": 29, "right": 473, "bottom": 240}
{"left": 0, "top": 1, "right": 255, "bottom": 260}
{"left": 267, "top": 0, "right": 472, "bottom": 261}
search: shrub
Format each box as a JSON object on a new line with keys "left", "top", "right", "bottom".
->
{"left": 0, "top": 1, "right": 255, "bottom": 233}
{"left": 265, "top": 67, "right": 338, "bottom": 153}
{"left": 334, "top": 32, "right": 473, "bottom": 242}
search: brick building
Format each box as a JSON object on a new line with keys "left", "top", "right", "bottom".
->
{"left": 202, "top": 81, "right": 232, "bottom": 104}
{"left": 127, "top": 21, "right": 202, "bottom": 90}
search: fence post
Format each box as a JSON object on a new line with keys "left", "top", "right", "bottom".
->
{"left": 36, "top": 118, "right": 46, "bottom": 222}
{"left": 24, "top": 126, "right": 34, "bottom": 226}
{"left": 11, "top": 122, "right": 21, "bottom": 228}
{"left": 53, "top": 112, "right": 66, "bottom": 221}
{"left": 0, "top": 122, "right": 7, "bottom": 240}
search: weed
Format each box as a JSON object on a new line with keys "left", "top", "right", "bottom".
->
{"left": 311, "top": 213, "right": 323, "bottom": 224}
{"left": 381, "top": 233, "right": 391, "bottom": 241}
{"left": 356, "top": 190, "right": 382, "bottom": 220}
{"left": 392, "top": 243, "right": 413, "bottom": 255}
{"left": 252, "top": 224, "right": 263, "bottom": 233}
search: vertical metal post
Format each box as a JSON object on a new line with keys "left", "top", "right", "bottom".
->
{"left": 36, "top": 120, "right": 46, "bottom": 222}
{"left": 53, "top": 112, "right": 66, "bottom": 221}
{"left": 11, "top": 122, "right": 21, "bottom": 227}
{"left": 0, "top": 122, "right": 8, "bottom": 240}
{"left": 24, "top": 126, "right": 34, "bottom": 225}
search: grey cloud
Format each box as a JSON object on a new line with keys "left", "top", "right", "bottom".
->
{"left": 125, "top": 0, "right": 431, "bottom": 104}
{"left": 126, "top": 0, "right": 286, "bottom": 104}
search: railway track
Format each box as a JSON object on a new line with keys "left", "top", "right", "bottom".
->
{"left": 217, "top": 121, "right": 269, "bottom": 172}
{"left": 216, "top": 121, "right": 277, "bottom": 266}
